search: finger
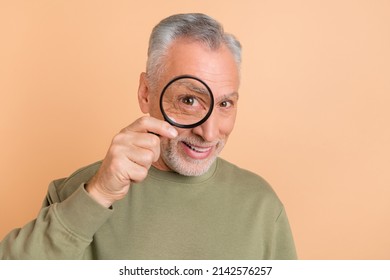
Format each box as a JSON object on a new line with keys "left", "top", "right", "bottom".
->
{"left": 121, "top": 159, "right": 149, "bottom": 183}
{"left": 126, "top": 116, "right": 178, "bottom": 139}
{"left": 130, "top": 133, "right": 161, "bottom": 162}
{"left": 125, "top": 145, "right": 156, "bottom": 169}
{"left": 112, "top": 131, "right": 161, "bottom": 163}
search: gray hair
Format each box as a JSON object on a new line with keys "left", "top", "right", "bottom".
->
{"left": 146, "top": 13, "right": 242, "bottom": 88}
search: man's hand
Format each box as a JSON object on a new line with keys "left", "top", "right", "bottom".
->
{"left": 86, "top": 116, "right": 178, "bottom": 208}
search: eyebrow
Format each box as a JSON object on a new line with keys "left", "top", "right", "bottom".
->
{"left": 214, "top": 92, "right": 239, "bottom": 103}
{"left": 181, "top": 81, "right": 210, "bottom": 96}
{"left": 176, "top": 80, "right": 239, "bottom": 101}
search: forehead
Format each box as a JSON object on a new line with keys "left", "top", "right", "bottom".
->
{"left": 160, "top": 38, "right": 240, "bottom": 97}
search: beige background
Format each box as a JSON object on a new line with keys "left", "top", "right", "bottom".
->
{"left": 0, "top": 0, "right": 389, "bottom": 259}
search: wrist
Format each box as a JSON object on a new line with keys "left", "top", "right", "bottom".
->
{"left": 85, "top": 181, "right": 115, "bottom": 208}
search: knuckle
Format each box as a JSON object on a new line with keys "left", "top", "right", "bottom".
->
{"left": 138, "top": 116, "right": 149, "bottom": 127}
{"left": 134, "top": 150, "right": 153, "bottom": 167}
{"left": 148, "top": 134, "right": 160, "bottom": 147}
{"left": 112, "top": 132, "right": 126, "bottom": 144}
{"left": 138, "top": 167, "right": 148, "bottom": 180}
{"left": 108, "top": 143, "right": 122, "bottom": 156}
{"left": 154, "top": 146, "right": 161, "bottom": 161}
{"left": 131, "top": 167, "right": 148, "bottom": 183}
{"left": 144, "top": 150, "right": 155, "bottom": 163}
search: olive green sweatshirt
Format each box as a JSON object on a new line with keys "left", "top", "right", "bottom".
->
{"left": 0, "top": 158, "right": 297, "bottom": 259}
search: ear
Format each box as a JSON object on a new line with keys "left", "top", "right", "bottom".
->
{"left": 138, "top": 72, "right": 151, "bottom": 114}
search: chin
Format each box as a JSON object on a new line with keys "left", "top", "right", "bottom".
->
{"left": 170, "top": 157, "right": 217, "bottom": 176}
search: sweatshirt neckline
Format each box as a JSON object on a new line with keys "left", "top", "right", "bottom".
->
{"left": 148, "top": 158, "right": 218, "bottom": 184}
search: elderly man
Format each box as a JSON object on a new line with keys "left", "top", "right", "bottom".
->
{"left": 0, "top": 13, "right": 297, "bottom": 259}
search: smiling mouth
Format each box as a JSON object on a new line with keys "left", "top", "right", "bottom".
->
{"left": 182, "top": 141, "right": 212, "bottom": 153}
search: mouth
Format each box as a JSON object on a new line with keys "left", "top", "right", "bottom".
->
{"left": 182, "top": 141, "right": 212, "bottom": 153}
{"left": 181, "top": 141, "right": 213, "bottom": 159}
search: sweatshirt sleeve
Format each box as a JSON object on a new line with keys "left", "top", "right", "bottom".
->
{"left": 0, "top": 181, "right": 113, "bottom": 260}
{"left": 270, "top": 207, "right": 298, "bottom": 260}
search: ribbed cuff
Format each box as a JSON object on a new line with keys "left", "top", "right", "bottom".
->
{"left": 55, "top": 183, "right": 113, "bottom": 241}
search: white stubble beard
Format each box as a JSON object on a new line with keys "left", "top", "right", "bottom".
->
{"left": 160, "top": 135, "right": 225, "bottom": 176}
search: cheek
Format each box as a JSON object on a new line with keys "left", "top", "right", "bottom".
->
{"left": 219, "top": 113, "right": 237, "bottom": 137}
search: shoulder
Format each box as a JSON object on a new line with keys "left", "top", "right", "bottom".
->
{"left": 215, "top": 158, "right": 282, "bottom": 205}
{"left": 48, "top": 161, "right": 102, "bottom": 202}
{"left": 215, "top": 158, "right": 273, "bottom": 189}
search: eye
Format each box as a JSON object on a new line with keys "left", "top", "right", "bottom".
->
{"left": 220, "top": 100, "right": 233, "bottom": 108}
{"left": 181, "top": 95, "right": 197, "bottom": 106}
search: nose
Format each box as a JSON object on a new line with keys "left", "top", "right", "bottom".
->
{"left": 191, "top": 113, "right": 220, "bottom": 142}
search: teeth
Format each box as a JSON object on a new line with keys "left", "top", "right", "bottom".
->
{"left": 183, "top": 142, "right": 210, "bottom": 153}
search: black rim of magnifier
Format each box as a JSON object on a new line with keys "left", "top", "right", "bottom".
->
{"left": 160, "top": 74, "right": 214, "bottom": 129}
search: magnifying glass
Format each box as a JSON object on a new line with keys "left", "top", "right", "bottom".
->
{"left": 160, "top": 75, "right": 214, "bottom": 129}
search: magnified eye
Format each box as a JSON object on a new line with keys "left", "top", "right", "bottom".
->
{"left": 160, "top": 75, "right": 214, "bottom": 128}
{"left": 179, "top": 95, "right": 199, "bottom": 107}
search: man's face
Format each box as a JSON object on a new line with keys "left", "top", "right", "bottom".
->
{"left": 142, "top": 38, "right": 240, "bottom": 176}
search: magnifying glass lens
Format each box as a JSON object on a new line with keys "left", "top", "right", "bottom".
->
{"left": 160, "top": 76, "right": 213, "bottom": 128}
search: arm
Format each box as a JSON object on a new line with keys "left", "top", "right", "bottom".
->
{"left": 0, "top": 116, "right": 177, "bottom": 259}
{"left": 270, "top": 207, "right": 298, "bottom": 260}
{"left": 0, "top": 181, "right": 112, "bottom": 259}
